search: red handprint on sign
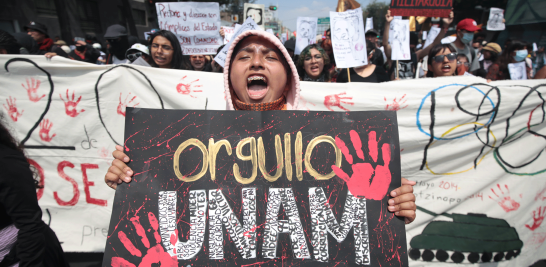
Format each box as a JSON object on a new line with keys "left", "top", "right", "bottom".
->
{"left": 111, "top": 212, "right": 177, "bottom": 267}
{"left": 39, "top": 119, "right": 56, "bottom": 142}
{"left": 489, "top": 184, "right": 521, "bottom": 212}
{"left": 526, "top": 206, "right": 546, "bottom": 231}
{"left": 176, "top": 76, "right": 203, "bottom": 98}
{"left": 22, "top": 77, "right": 45, "bottom": 102}
{"left": 117, "top": 93, "right": 140, "bottom": 117}
{"left": 332, "top": 130, "right": 391, "bottom": 200}
{"left": 324, "top": 92, "right": 354, "bottom": 111}
{"left": 3, "top": 96, "right": 23, "bottom": 122}
{"left": 60, "top": 89, "right": 85, "bottom": 117}
{"left": 385, "top": 94, "right": 408, "bottom": 111}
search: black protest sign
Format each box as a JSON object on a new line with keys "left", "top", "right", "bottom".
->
{"left": 102, "top": 109, "right": 407, "bottom": 267}
{"left": 390, "top": 0, "right": 452, "bottom": 17}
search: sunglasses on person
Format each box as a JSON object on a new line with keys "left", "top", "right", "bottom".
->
{"left": 457, "top": 61, "right": 470, "bottom": 67}
{"left": 432, "top": 52, "right": 457, "bottom": 63}
{"left": 127, "top": 52, "right": 142, "bottom": 61}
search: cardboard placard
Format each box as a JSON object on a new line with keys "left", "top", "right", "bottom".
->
{"left": 102, "top": 108, "right": 407, "bottom": 266}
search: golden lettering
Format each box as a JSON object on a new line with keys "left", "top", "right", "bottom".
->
{"left": 173, "top": 138, "right": 208, "bottom": 182}
{"left": 233, "top": 137, "right": 257, "bottom": 184}
{"left": 208, "top": 138, "right": 232, "bottom": 181}
{"left": 284, "top": 133, "right": 292, "bottom": 181}
{"left": 258, "top": 135, "right": 284, "bottom": 182}
{"left": 304, "top": 135, "right": 342, "bottom": 180}
{"left": 295, "top": 131, "right": 303, "bottom": 181}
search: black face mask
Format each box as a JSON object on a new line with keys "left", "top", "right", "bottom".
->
{"left": 76, "top": 45, "right": 86, "bottom": 52}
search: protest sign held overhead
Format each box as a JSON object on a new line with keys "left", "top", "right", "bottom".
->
{"left": 389, "top": 19, "right": 411, "bottom": 60}
{"left": 390, "top": 0, "right": 452, "bottom": 17}
{"left": 295, "top": 17, "right": 318, "bottom": 55}
{"left": 487, "top": 8, "right": 505, "bottom": 31}
{"left": 222, "top": 26, "right": 234, "bottom": 44}
{"left": 365, "top": 17, "right": 374, "bottom": 32}
{"left": 244, "top": 3, "right": 265, "bottom": 30}
{"left": 330, "top": 8, "right": 368, "bottom": 68}
{"left": 423, "top": 26, "right": 441, "bottom": 49}
{"left": 155, "top": 2, "right": 221, "bottom": 55}
{"left": 102, "top": 108, "right": 407, "bottom": 266}
{"left": 214, "top": 17, "right": 260, "bottom": 67}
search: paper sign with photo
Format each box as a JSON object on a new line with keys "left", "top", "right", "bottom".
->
{"left": 214, "top": 17, "right": 260, "bottom": 67}
{"left": 365, "top": 17, "right": 373, "bottom": 32}
{"left": 223, "top": 27, "right": 235, "bottom": 44}
{"left": 423, "top": 26, "right": 441, "bottom": 49}
{"left": 389, "top": 19, "right": 411, "bottom": 60}
{"left": 295, "top": 17, "right": 318, "bottom": 55}
{"left": 330, "top": 8, "right": 367, "bottom": 68}
{"left": 486, "top": 8, "right": 505, "bottom": 31}
{"left": 508, "top": 62, "right": 527, "bottom": 80}
{"left": 155, "top": 2, "right": 221, "bottom": 55}
{"left": 244, "top": 3, "right": 265, "bottom": 30}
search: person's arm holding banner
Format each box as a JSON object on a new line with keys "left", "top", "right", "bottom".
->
{"left": 415, "top": 10, "right": 453, "bottom": 60}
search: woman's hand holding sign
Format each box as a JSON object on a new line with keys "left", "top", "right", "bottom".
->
{"left": 105, "top": 145, "right": 133, "bottom": 190}
{"left": 332, "top": 130, "right": 416, "bottom": 224}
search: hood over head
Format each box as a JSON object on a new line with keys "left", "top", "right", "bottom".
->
{"left": 223, "top": 30, "right": 300, "bottom": 110}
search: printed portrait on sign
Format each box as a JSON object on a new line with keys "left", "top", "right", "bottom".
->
{"left": 246, "top": 7, "right": 263, "bottom": 25}
{"left": 295, "top": 17, "right": 318, "bottom": 55}
{"left": 389, "top": 19, "right": 410, "bottom": 60}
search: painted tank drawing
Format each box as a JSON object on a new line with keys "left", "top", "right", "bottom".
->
{"left": 409, "top": 207, "right": 523, "bottom": 264}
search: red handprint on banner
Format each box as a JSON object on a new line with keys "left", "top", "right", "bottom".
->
{"left": 22, "top": 77, "right": 45, "bottom": 102}
{"left": 3, "top": 96, "right": 23, "bottom": 122}
{"left": 60, "top": 89, "right": 85, "bottom": 117}
{"left": 332, "top": 130, "right": 391, "bottom": 200}
{"left": 526, "top": 206, "right": 546, "bottom": 231}
{"left": 324, "top": 92, "right": 354, "bottom": 111}
{"left": 176, "top": 76, "right": 203, "bottom": 98}
{"left": 117, "top": 93, "right": 140, "bottom": 117}
{"left": 385, "top": 94, "right": 408, "bottom": 111}
{"left": 111, "top": 212, "right": 177, "bottom": 267}
{"left": 489, "top": 184, "right": 521, "bottom": 212}
{"left": 39, "top": 119, "right": 56, "bottom": 142}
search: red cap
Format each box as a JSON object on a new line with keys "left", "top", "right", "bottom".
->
{"left": 456, "top": 18, "right": 482, "bottom": 32}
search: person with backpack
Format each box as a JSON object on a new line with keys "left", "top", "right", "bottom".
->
{"left": 449, "top": 19, "right": 481, "bottom": 73}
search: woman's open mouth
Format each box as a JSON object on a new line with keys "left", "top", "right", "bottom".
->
{"left": 441, "top": 64, "right": 451, "bottom": 73}
{"left": 247, "top": 75, "right": 268, "bottom": 100}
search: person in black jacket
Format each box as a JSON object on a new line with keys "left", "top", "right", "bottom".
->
{"left": 24, "top": 21, "right": 68, "bottom": 58}
{"left": 68, "top": 39, "right": 100, "bottom": 63}
{"left": 0, "top": 115, "right": 69, "bottom": 267}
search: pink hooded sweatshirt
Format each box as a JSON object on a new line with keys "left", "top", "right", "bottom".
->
{"left": 223, "top": 30, "right": 300, "bottom": 110}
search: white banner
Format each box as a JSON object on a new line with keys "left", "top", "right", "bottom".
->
{"left": 330, "top": 8, "right": 368, "bottom": 68}
{"left": 1, "top": 55, "right": 546, "bottom": 267}
{"left": 155, "top": 2, "right": 221, "bottom": 55}
{"left": 295, "top": 17, "right": 318, "bottom": 55}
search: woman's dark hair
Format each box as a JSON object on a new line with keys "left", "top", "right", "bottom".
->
{"left": 0, "top": 113, "right": 41, "bottom": 188}
{"left": 148, "top": 30, "right": 190, "bottom": 70}
{"left": 296, "top": 44, "right": 331, "bottom": 81}
{"left": 426, "top": 44, "right": 456, "bottom": 77}
{"left": 498, "top": 40, "right": 526, "bottom": 71}
{"left": 0, "top": 30, "right": 21, "bottom": 54}
{"left": 366, "top": 39, "right": 375, "bottom": 56}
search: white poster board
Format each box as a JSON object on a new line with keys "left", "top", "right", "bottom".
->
{"left": 365, "top": 17, "right": 373, "bottom": 32}
{"left": 423, "top": 26, "right": 441, "bottom": 49}
{"left": 222, "top": 26, "right": 235, "bottom": 44}
{"left": 330, "top": 8, "right": 367, "bottom": 68}
{"left": 508, "top": 62, "right": 527, "bottom": 80}
{"left": 487, "top": 7, "right": 505, "bottom": 31}
{"left": 155, "top": 2, "right": 222, "bottom": 55}
{"left": 244, "top": 3, "right": 265, "bottom": 30}
{"left": 295, "top": 17, "right": 318, "bottom": 55}
{"left": 389, "top": 19, "right": 411, "bottom": 60}
{"left": 214, "top": 17, "right": 260, "bottom": 67}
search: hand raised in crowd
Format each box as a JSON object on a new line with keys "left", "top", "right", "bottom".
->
{"left": 385, "top": 9, "right": 394, "bottom": 23}
{"left": 389, "top": 178, "right": 417, "bottom": 224}
{"left": 442, "top": 10, "right": 454, "bottom": 26}
{"left": 219, "top": 27, "right": 225, "bottom": 38}
{"left": 105, "top": 145, "right": 133, "bottom": 189}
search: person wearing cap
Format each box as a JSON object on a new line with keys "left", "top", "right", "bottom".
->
{"left": 126, "top": 43, "right": 151, "bottom": 65}
{"left": 365, "top": 29, "right": 385, "bottom": 67}
{"left": 68, "top": 39, "right": 100, "bottom": 63}
{"left": 383, "top": 9, "right": 453, "bottom": 80}
{"left": 24, "top": 21, "right": 68, "bottom": 58}
{"left": 475, "top": 42, "right": 501, "bottom": 78}
{"left": 450, "top": 18, "right": 481, "bottom": 73}
{"left": 104, "top": 24, "right": 131, "bottom": 64}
